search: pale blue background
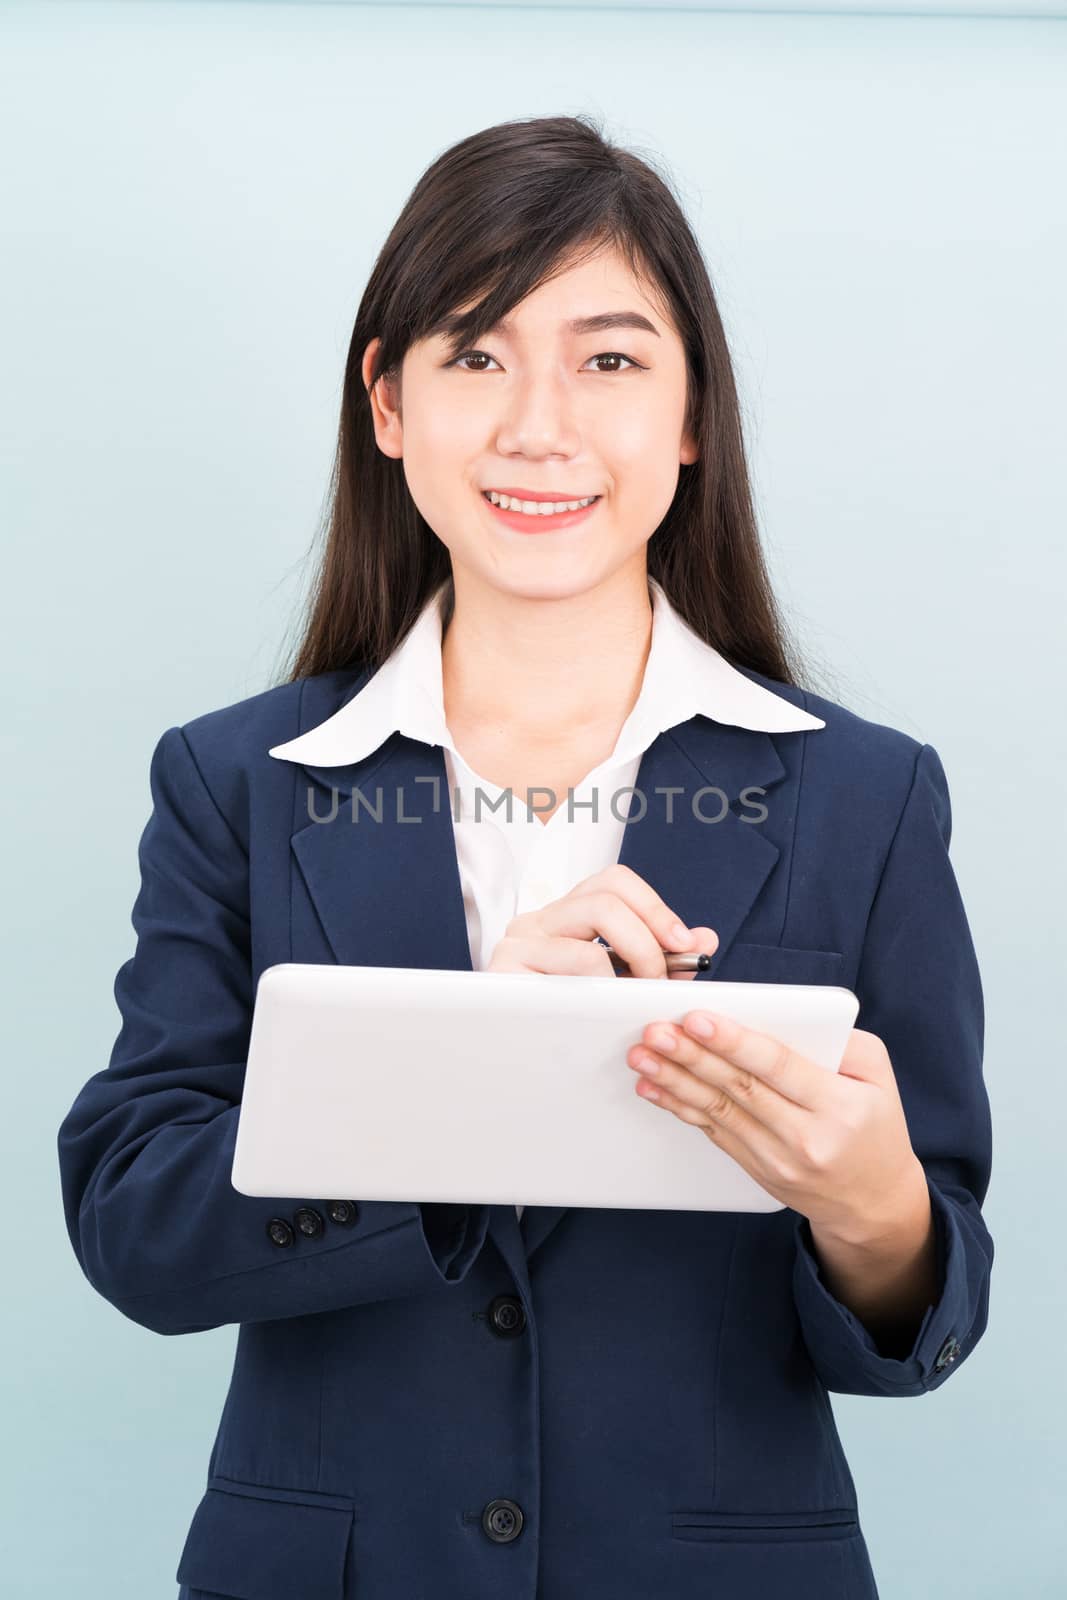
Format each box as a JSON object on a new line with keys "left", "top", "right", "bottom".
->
{"left": 3, "top": 1, "right": 1064, "bottom": 1594}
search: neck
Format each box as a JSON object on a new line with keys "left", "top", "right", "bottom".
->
{"left": 440, "top": 564, "right": 654, "bottom": 741}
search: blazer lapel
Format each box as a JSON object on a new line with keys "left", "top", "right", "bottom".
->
{"left": 290, "top": 732, "right": 474, "bottom": 975}
{"left": 285, "top": 698, "right": 788, "bottom": 1261}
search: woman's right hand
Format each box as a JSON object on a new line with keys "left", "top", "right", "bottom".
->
{"left": 485, "top": 863, "right": 718, "bottom": 980}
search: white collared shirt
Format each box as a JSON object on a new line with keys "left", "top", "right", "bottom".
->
{"left": 270, "top": 576, "right": 823, "bottom": 1219}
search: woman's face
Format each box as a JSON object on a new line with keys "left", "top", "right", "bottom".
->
{"left": 363, "top": 243, "right": 698, "bottom": 603}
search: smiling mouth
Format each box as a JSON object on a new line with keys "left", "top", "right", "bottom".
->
{"left": 482, "top": 489, "right": 602, "bottom": 517}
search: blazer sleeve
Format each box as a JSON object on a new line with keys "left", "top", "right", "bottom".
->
{"left": 56, "top": 723, "right": 491, "bottom": 1337}
{"left": 790, "top": 740, "right": 994, "bottom": 1397}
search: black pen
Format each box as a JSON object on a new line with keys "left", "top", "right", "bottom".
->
{"left": 597, "top": 943, "right": 711, "bottom": 975}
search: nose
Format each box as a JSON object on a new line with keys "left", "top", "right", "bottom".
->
{"left": 493, "top": 366, "right": 580, "bottom": 461}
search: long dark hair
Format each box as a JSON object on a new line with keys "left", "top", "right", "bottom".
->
{"left": 276, "top": 114, "right": 825, "bottom": 694}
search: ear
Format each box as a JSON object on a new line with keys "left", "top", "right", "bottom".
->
{"left": 680, "top": 423, "right": 699, "bottom": 468}
{"left": 361, "top": 336, "right": 403, "bottom": 461}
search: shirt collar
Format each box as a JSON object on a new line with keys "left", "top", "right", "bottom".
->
{"left": 268, "top": 575, "right": 824, "bottom": 768}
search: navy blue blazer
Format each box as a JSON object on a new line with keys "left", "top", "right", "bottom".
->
{"left": 57, "top": 658, "right": 993, "bottom": 1600}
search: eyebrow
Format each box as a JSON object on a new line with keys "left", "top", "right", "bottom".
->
{"left": 434, "top": 309, "right": 661, "bottom": 345}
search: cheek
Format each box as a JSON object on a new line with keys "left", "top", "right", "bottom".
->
{"left": 398, "top": 457, "right": 446, "bottom": 533}
{"left": 602, "top": 399, "right": 688, "bottom": 492}
{"left": 604, "top": 448, "right": 689, "bottom": 540}
{"left": 405, "top": 402, "right": 479, "bottom": 471}
{"left": 399, "top": 418, "right": 483, "bottom": 531}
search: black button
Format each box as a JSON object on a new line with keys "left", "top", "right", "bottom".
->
{"left": 481, "top": 1498, "right": 524, "bottom": 1543}
{"left": 327, "top": 1200, "right": 359, "bottom": 1226}
{"left": 487, "top": 1294, "right": 527, "bottom": 1338}
{"left": 267, "top": 1217, "right": 294, "bottom": 1248}
{"left": 294, "top": 1206, "right": 325, "bottom": 1238}
{"left": 934, "top": 1335, "right": 961, "bottom": 1372}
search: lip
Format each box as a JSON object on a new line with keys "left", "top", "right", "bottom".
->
{"left": 480, "top": 487, "right": 602, "bottom": 535}
{"left": 483, "top": 487, "right": 601, "bottom": 502}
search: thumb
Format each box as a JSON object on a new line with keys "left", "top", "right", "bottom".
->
{"left": 673, "top": 925, "right": 719, "bottom": 982}
{"left": 837, "top": 1027, "right": 893, "bottom": 1086}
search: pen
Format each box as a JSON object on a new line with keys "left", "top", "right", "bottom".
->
{"left": 597, "top": 943, "right": 712, "bottom": 974}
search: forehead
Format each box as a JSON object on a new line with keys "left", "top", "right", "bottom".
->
{"left": 431, "top": 246, "right": 672, "bottom": 343}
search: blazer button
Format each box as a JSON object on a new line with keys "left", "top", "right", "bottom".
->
{"left": 327, "top": 1200, "right": 359, "bottom": 1226}
{"left": 487, "top": 1294, "right": 527, "bottom": 1338}
{"left": 294, "top": 1206, "right": 325, "bottom": 1238}
{"left": 481, "top": 1499, "right": 524, "bottom": 1543}
{"left": 934, "top": 1335, "right": 961, "bottom": 1372}
{"left": 266, "top": 1217, "right": 295, "bottom": 1248}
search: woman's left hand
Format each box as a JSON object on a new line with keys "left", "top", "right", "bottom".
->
{"left": 626, "top": 1009, "right": 923, "bottom": 1241}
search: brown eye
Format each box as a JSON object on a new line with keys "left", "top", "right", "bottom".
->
{"left": 449, "top": 351, "right": 498, "bottom": 371}
{"left": 586, "top": 352, "right": 639, "bottom": 373}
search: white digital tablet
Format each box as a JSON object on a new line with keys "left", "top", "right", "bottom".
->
{"left": 231, "top": 963, "right": 859, "bottom": 1214}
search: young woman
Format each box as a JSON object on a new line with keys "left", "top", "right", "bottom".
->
{"left": 58, "top": 115, "right": 993, "bottom": 1600}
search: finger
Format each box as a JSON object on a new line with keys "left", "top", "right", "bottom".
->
{"left": 611, "top": 925, "right": 719, "bottom": 982}
{"left": 489, "top": 934, "right": 614, "bottom": 977}
{"left": 836, "top": 1027, "right": 893, "bottom": 1085}
{"left": 674, "top": 1010, "right": 831, "bottom": 1112}
{"left": 629, "top": 1028, "right": 806, "bottom": 1144}
{"left": 531, "top": 890, "right": 689, "bottom": 980}
{"left": 631, "top": 1058, "right": 779, "bottom": 1172}
{"left": 673, "top": 925, "right": 719, "bottom": 982}
{"left": 570, "top": 863, "right": 708, "bottom": 968}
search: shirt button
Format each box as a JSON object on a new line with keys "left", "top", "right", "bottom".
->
{"left": 326, "top": 1200, "right": 359, "bottom": 1226}
{"left": 266, "top": 1217, "right": 294, "bottom": 1248}
{"left": 481, "top": 1498, "right": 524, "bottom": 1542}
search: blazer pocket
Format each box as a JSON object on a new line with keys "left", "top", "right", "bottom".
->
{"left": 670, "top": 1507, "right": 859, "bottom": 1544}
{"left": 175, "top": 1475, "right": 355, "bottom": 1599}
{"left": 705, "top": 942, "right": 846, "bottom": 987}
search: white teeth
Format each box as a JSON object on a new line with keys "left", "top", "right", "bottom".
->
{"left": 485, "top": 490, "right": 598, "bottom": 516}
